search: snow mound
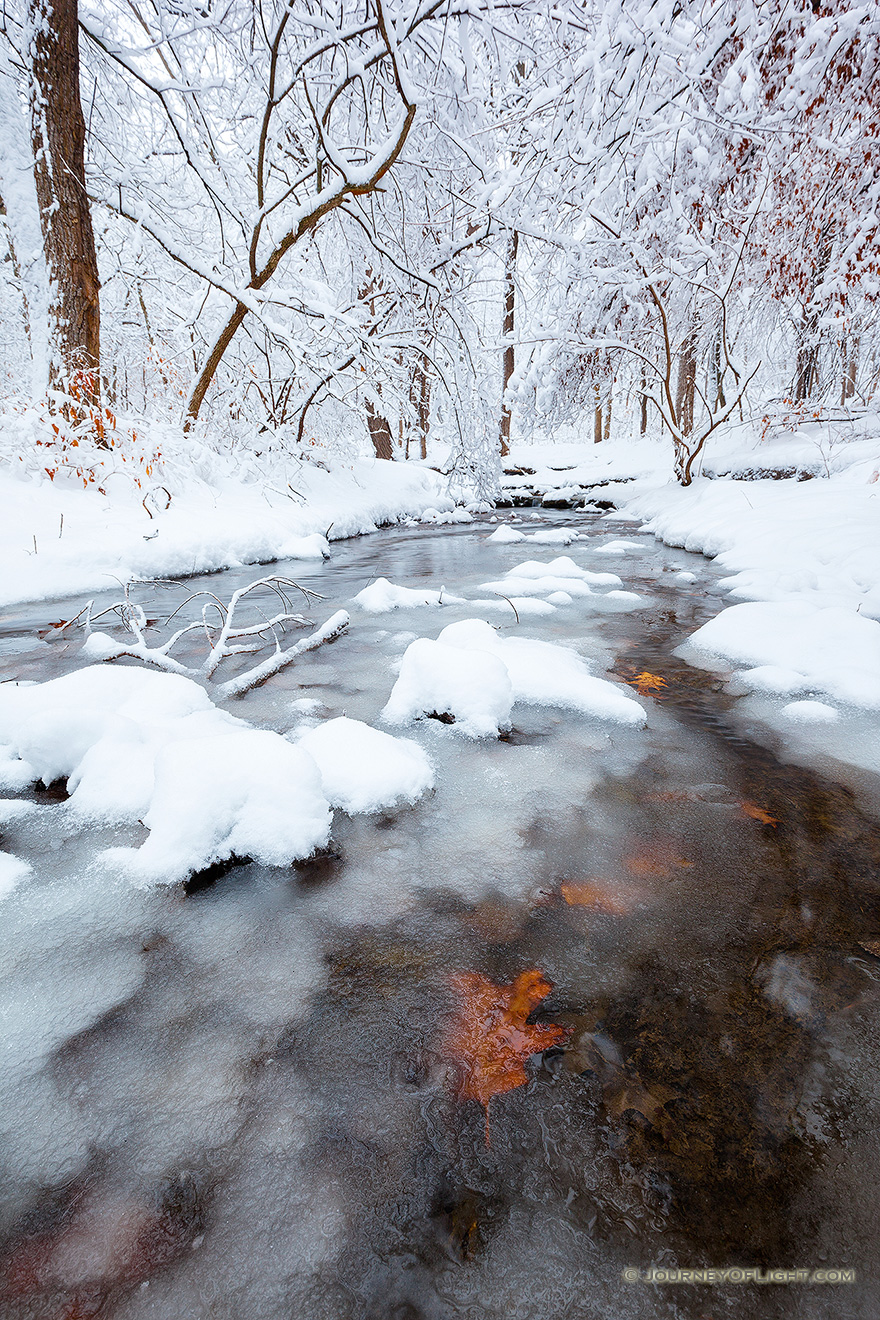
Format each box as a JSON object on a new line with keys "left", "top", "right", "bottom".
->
{"left": 509, "top": 556, "right": 621, "bottom": 585}
{"left": 527, "top": 528, "right": 581, "bottom": 545}
{"left": 277, "top": 532, "right": 330, "bottom": 560}
{"left": 382, "top": 638, "right": 514, "bottom": 738}
{"left": 353, "top": 577, "right": 464, "bottom": 613}
{"left": 0, "top": 852, "right": 31, "bottom": 900}
{"left": 438, "top": 620, "right": 646, "bottom": 725}
{"left": 0, "top": 666, "right": 333, "bottom": 883}
{"left": 469, "top": 597, "right": 557, "bottom": 616}
{"left": 487, "top": 525, "right": 526, "bottom": 544}
{"left": 480, "top": 555, "right": 622, "bottom": 601}
{"left": 107, "top": 730, "right": 331, "bottom": 885}
{"left": 781, "top": 700, "right": 840, "bottom": 723}
{"left": 686, "top": 601, "right": 880, "bottom": 709}
{"left": 420, "top": 506, "right": 473, "bottom": 525}
{"left": 383, "top": 620, "right": 645, "bottom": 737}
{"left": 594, "top": 539, "right": 644, "bottom": 554}
{"left": 736, "top": 665, "right": 809, "bottom": 695}
{"left": 296, "top": 717, "right": 434, "bottom": 814}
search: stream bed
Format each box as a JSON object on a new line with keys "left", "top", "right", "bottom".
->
{"left": 1, "top": 511, "right": 879, "bottom": 1319}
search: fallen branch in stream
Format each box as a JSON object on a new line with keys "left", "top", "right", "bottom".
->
{"left": 75, "top": 576, "right": 350, "bottom": 696}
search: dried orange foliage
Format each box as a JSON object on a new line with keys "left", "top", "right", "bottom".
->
{"left": 444, "top": 969, "right": 569, "bottom": 1139}
{"left": 561, "top": 881, "right": 640, "bottom": 916}
{"left": 628, "top": 671, "right": 668, "bottom": 696}
{"left": 624, "top": 842, "right": 693, "bottom": 877}
{"left": 740, "top": 801, "right": 778, "bottom": 827}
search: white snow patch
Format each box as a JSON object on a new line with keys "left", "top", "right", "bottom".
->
{"left": 470, "top": 597, "right": 557, "bottom": 616}
{"left": 487, "top": 525, "right": 526, "bottom": 544}
{"left": 594, "top": 539, "right": 645, "bottom": 553}
{"left": 107, "top": 730, "right": 331, "bottom": 885}
{"left": 438, "top": 620, "right": 646, "bottom": 725}
{"left": 685, "top": 601, "right": 880, "bottom": 709}
{"left": 382, "top": 636, "right": 513, "bottom": 738}
{"left": 0, "top": 852, "right": 31, "bottom": 899}
{"left": 0, "top": 666, "right": 334, "bottom": 883}
{"left": 781, "top": 700, "right": 840, "bottom": 723}
{"left": 296, "top": 717, "right": 434, "bottom": 814}
{"left": 353, "top": 578, "right": 464, "bottom": 613}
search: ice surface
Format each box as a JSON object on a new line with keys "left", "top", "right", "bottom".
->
{"left": 296, "top": 716, "right": 434, "bottom": 814}
{"left": 353, "top": 577, "right": 464, "bottom": 612}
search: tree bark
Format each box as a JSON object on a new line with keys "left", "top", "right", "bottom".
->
{"left": 366, "top": 399, "right": 393, "bottom": 461}
{"left": 794, "top": 313, "right": 820, "bottom": 401}
{"left": 413, "top": 353, "right": 431, "bottom": 459}
{"left": 675, "top": 329, "right": 697, "bottom": 435}
{"left": 28, "top": 0, "right": 100, "bottom": 390}
{"left": 499, "top": 229, "right": 518, "bottom": 458}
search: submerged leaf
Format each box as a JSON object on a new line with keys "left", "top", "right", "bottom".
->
{"left": 561, "top": 880, "right": 645, "bottom": 915}
{"left": 740, "top": 801, "right": 779, "bottom": 826}
{"left": 443, "top": 969, "right": 569, "bottom": 1140}
{"left": 628, "top": 671, "right": 668, "bottom": 696}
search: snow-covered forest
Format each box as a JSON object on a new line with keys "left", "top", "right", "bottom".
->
{"left": 2, "top": 0, "right": 879, "bottom": 488}
{"left": 2, "top": 3, "right": 880, "bottom": 1318}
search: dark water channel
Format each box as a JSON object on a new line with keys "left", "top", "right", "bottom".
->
{"left": 0, "top": 512, "right": 879, "bottom": 1319}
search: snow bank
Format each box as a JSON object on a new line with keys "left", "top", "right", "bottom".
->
{"left": 296, "top": 717, "right": 434, "bottom": 814}
{"left": 353, "top": 578, "right": 463, "bottom": 613}
{"left": 685, "top": 601, "right": 880, "bottom": 709}
{"left": 0, "top": 665, "right": 444, "bottom": 882}
{"left": 0, "top": 457, "right": 453, "bottom": 609}
{"left": 623, "top": 469, "right": 880, "bottom": 617}
{"left": 382, "top": 619, "right": 644, "bottom": 736}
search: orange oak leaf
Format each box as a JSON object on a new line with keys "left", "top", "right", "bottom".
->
{"left": 627, "top": 671, "right": 668, "bottom": 696}
{"left": 443, "top": 969, "right": 569, "bottom": 1142}
{"left": 740, "top": 801, "right": 778, "bottom": 826}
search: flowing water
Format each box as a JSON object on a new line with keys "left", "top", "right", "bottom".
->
{"left": 0, "top": 512, "right": 879, "bottom": 1319}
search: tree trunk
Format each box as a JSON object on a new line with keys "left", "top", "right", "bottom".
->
{"left": 794, "top": 314, "right": 820, "bottom": 401}
{"left": 366, "top": 400, "right": 393, "bottom": 460}
{"left": 603, "top": 385, "right": 612, "bottom": 440}
{"left": 639, "top": 374, "right": 648, "bottom": 435}
{"left": 841, "top": 338, "right": 858, "bottom": 404}
{"left": 414, "top": 353, "right": 431, "bottom": 460}
{"left": 675, "top": 329, "right": 697, "bottom": 436}
{"left": 28, "top": 0, "right": 100, "bottom": 391}
{"left": 593, "top": 380, "right": 602, "bottom": 444}
{"left": 499, "top": 229, "right": 518, "bottom": 458}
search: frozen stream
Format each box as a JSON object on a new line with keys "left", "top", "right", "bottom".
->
{"left": 1, "top": 511, "right": 879, "bottom": 1319}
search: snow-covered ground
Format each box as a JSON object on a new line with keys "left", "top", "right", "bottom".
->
{"left": 0, "top": 456, "right": 458, "bottom": 609}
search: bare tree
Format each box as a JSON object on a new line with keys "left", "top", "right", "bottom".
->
{"left": 28, "top": 0, "right": 99, "bottom": 389}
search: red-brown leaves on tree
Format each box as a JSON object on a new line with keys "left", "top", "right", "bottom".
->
{"left": 443, "top": 969, "right": 569, "bottom": 1142}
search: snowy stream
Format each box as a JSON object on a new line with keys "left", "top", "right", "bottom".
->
{"left": 1, "top": 512, "right": 879, "bottom": 1319}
